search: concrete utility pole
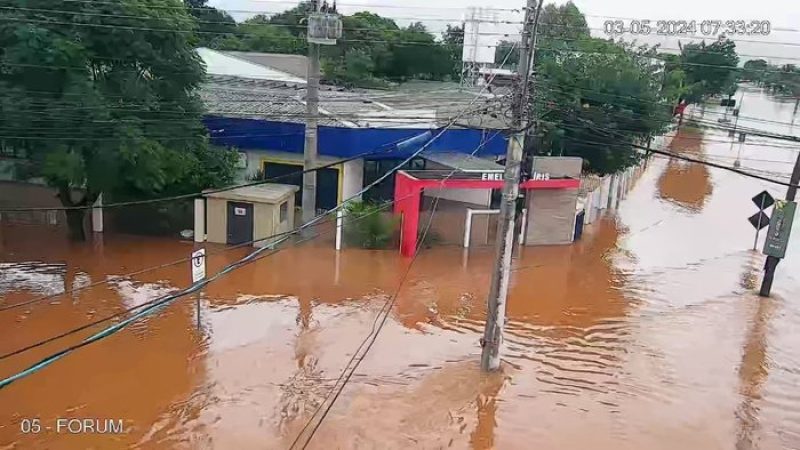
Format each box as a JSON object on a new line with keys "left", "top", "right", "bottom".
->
{"left": 302, "top": 0, "right": 321, "bottom": 231}
{"left": 480, "top": 0, "right": 540, "bottom": 372}
{"left": 759, "top": 153, "right": 800, "bottom": 296}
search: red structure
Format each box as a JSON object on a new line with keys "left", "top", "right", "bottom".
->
{"left": 393, "top": 170, "right": 581, "bottom": 256}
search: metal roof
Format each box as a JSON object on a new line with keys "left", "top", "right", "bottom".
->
{"left": 422, "top": 152, "right": 504, "bottom": 172}
{"left": 198, "top": 48, "right": 306, "bottom": 84}
{"left": 201, "top": 76, "right": 346, "bottom": 126}
{"left": 221, "top": 51, "right": 309, "bottom": 79}
{"left": 196, "top": 51, "right": 510, "bottom": 129}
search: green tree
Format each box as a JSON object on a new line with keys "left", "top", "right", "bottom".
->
{"left": 267, "top": 2, "right": 314, "bottom": 36}
{"left": 742, "top": 59, "right": 768, "bottom": 83}
{"left": 343, "top": 201, "right": 398, "bottom": 249}
{"left": 184, "top": 0, "right": 238, "bottom": 48}
{"left": 442, "top": 24, "right": 464, "bottom": 79}
{"left": 539, "top": 1, "right": 589, "bottom": 41}
{"left": 383, "top": 22, "right": 451, "bottom": 81}
{"left": 680, "top": 37, "right": 740, "bottom": 100}
{"left": 532, "top": 4, "right": 671, "bottom": 174}
{"left": 494, "top": 40, "right": 520, "bottom": 68}
{"left": 0, "top": 0, "right": 238, "bottom": 240}
{"left": 236, "top": 16, "right": 307, "bottom": 54}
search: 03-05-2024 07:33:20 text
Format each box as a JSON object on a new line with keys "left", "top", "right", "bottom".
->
{"left": 603, "top": 19, "right": 772, "bottom": 36}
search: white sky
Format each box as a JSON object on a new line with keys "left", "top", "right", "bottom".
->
{"left": 210, "top": 0, "right": 800, "bottom": 64}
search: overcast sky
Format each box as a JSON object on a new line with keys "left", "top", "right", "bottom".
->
{"left": 210, "top": 0, "right": 800, "bottom": 64}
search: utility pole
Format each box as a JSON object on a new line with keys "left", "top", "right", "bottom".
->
{"left": 480, "top": 0, "right": 540, "bottom": 372}
{"left": 759, "top": 153, "right": 800, "bottom": 296}
{"left": 302, "top": 0, "right": 321, "bottom": 231}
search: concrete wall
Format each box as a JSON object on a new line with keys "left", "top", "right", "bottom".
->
{"left": 524, "top": 157, "right": 582, "bottom": 246}
{"left": 206, "top": 197, "right": 227, "bottom": 244}
{"left": 205, "top": 194, "right": 295, "bottom": 246}
{"left": 241, "top": 148, "right": 363, "bottom": 207}
{"left": 253, "top": 202, "right": 275, "bottom": 247}
{"left": 0, "top": 181, "right": 66, "bottom": 228}
{"left": 342, "top": 158, "right": 364, "bottom": 201}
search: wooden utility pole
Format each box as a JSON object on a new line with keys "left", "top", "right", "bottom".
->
{"left": 759, "top": 153, "right": 800, "bottom": 297}
{"left": 480, "top": 0, "right": 540, "bottom": 372}
{"left": 302, "top": 0, "right": 321, "bottom": 231}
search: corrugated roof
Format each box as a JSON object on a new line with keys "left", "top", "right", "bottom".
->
{"left": 422, "top": 153, "right": 503, "bottom": 172}
{"left": 196, "top": 54, "right": 510, "bottom": 129}
{"left": 198, "top": 48, "right": 306, "bottom": 84}
{"left": 201, "top": 76, "right": 345, "bottom": 126}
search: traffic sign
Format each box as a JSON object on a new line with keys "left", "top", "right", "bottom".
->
{"left": 748, "top": 211, "right": 770, "bottom": 230}
{"left": 752, "top": 191, "right": 775, "bottom": 210}
{"left": 191, "top": 249, "right": 206, "bottom": 283}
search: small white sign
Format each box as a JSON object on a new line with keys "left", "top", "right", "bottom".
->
{"left": 234, "top": 207, "right": 247, "bottom": 216}
{"left": 191, "top": 249, "right": 206, "bottom": 283}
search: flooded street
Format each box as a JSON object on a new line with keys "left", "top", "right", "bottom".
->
{"left": 2, "top": 85, "right": 800, "bottom": 449}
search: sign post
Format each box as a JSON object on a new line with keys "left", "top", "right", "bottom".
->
{"left": 749, "top": 191, "right": 774, "bottom": 250}
{"left": 763, "top": 200, "right": 797, "bottom": 258}
{"left": 191, "top": 249, "right": 206, "bottom": 329}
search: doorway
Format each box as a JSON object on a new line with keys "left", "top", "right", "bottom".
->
{"left": 226, "top": 201, "right": 254, "bottom": 245}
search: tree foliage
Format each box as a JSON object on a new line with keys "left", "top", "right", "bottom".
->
{"left": 191, "top": 3, "right": 461, "bottom": 86}
{"left": 744, "top": 60, "right": 800, "bottom": 97}
{"left": 442, "top": 24, "right": 464, "bottom": 79}
{"left": 185, "top": 0, "right": 238, "bottom": 48}
{"left": 343, "top": 201, "right": 398, "bottom": 249}
{"left": 532, "top": 3, "right": 672, "bottom": 174}
{"left": 1, "top": 0, "right": 238, "bottom": 239}
{"left": 494, "top": 40, "right": 519, "bottom": 68}
{"left": 677, "top": 37, "right": 739, "bottom": 102}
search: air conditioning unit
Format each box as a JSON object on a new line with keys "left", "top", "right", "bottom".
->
{"left": 308, "top": 13, "right": 342, "bottom": 45}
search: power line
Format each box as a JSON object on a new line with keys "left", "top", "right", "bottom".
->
{"left": 0, "top": 127, "right": 496, "bottom": 313}
{"left": 9, "top": 3, "right": 800, "bottom": 55}
{"left": 0, "top": 5, "right": 521, "bottom": 37}
{"left": 531, "top": 81, "right": 800, "bottom": 144}
{"left": 0, "top": 130, "right": 448, "bottom": 212}
{"left": 286, "top": 43, "right": 518, "bottom": 448}
{"left": 533, "top": 78, "right": 800, "bottom": 129}
{"left": 0, "top": 16, "right": 501, "bottom": 47}
{"left": 3, "top": 13, "right": 798, "bottom": 65}
{"left": 12, "top": 3, "right": 800, "bottom": 47}
{"left": 0, "top": 78, "right": 497, "bottom": 376}
{"left": 0, "top": 194, "right": 400, "bottom": 384}
{"left": 0, "top": 191, "right": 407, "bottom": 360}
{"left": 43, "top": 0, "right": 524, "bottom": 18}
{"left": 533, "top": 46, "right": 800, "bottom": 74}
{"left": 555, "top": 121, "right": 800, "bottom": 188}
{"left": 285, "top": 125, "right": 489, "bottom": 450}
{"left": 643, "top": 143, "right": 800, "bottom": 187}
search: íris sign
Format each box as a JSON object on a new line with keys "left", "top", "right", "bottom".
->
{"left": 479, "top": 172, "right": 551, "bottom": 181}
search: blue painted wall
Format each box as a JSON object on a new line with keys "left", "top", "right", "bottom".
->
{"left": 203, "top": 116, "right": 508, "bottom": 159}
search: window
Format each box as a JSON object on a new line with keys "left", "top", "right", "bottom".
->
{"left": 279, "top": 201, "right": 289, "bottom": 223}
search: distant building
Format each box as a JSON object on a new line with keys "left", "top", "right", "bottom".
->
{"left": 197, "top": 48, "right": 510, "bottom": 212}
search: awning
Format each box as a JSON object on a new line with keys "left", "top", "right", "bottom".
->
{"left": 421, "top": 152, "right": 503, "bottom": 173}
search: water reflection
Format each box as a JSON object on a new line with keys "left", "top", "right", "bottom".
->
{"left": 735, "top": 252, "right": 776, "bottom": 449}
{"left": 656, "top": 127, "right": 713, "bottom": 212}
{"left": 3, "top": 85, "right": 800, "bottom": 449}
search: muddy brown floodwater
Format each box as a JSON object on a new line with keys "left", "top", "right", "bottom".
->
{"left": 2, "top": 85, "right": 800, "bottom": 449}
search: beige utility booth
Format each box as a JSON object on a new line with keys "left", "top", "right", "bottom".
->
{"left": 203, "top": 184, "right": 298, "bottom": 247}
